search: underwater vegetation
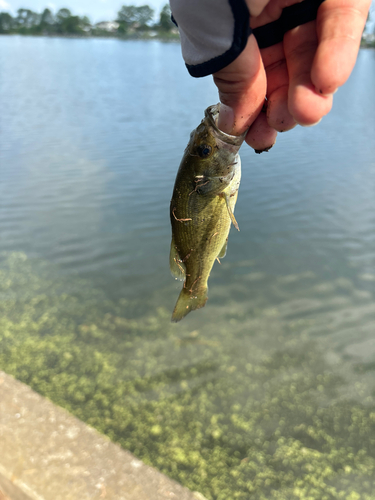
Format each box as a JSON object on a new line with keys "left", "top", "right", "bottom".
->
{"left": 1, "top": 252, "right": 375, "bottom": 500}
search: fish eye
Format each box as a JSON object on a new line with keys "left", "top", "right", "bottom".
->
{"left": 198, "top": 145, "right": 212, "bottom": 158}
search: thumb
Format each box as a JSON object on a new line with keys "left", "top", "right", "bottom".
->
{"left": 214, "top": 35, "right": 267, "bottom": 136}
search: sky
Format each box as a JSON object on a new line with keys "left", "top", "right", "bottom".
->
{"left": 0, "top": 0, "right": 168, "bottom": 23}
{"left": 1, "top": 0, "right": 375, "bottom": 26}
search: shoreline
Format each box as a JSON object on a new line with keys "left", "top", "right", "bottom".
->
{"left": 2, "top": 33, "right": 375, "bottom": 48}
{"left": 0, "top": 32, "right": 180, "bottom": 42}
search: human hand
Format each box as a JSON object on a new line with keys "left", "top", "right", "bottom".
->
{"left": 215, "top": 0, "right": 371, "bottom": 152}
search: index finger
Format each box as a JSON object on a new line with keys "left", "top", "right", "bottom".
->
{"left": 311, "top": 0, "right": 371, "bottom": 94}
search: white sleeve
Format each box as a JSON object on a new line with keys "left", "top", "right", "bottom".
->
{"left": 169, "top": 0, "right": 251, "bottom": 77}
{"left": 170, "top": 0, "right": 325, "bottom": 78}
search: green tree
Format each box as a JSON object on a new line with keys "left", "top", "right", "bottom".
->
{"left": 80, "top": 16, "right": 91, "bottom": 31}
{"left": 37, "top": 9, "right": 56, "bottom": 34}
{"left": 135, "top": 5, "right": 154, "bottom": 27}
{"left": 40, "top": 9, "right": 55, "bottom": 26}
{"left": 0, "top": 12, "right": 14, "bottom": 33}
{"left": 159, "top": 4, "right": 174, "bottom": 32}
{"left": 117, "top": 4, "right": 154, "bottom": 31}
{"left": 55, "top": 8, "right": 91, "bottom": 35}
{"left": 15, "top": 8, "right": 40, "bottom": 32}
{"left": 55, "top": 7, "right": 72, "bottom": 29}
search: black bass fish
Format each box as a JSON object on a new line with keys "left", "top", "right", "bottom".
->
{"left": 170, "top": 104, "right": 246, "bottom": 322}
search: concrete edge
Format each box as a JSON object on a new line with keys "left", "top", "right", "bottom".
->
{"left": 0, "top": 470, "right": 33, "bottom": 500}
{"left": 0, "top": 371, "right": 206, "bottom": 500}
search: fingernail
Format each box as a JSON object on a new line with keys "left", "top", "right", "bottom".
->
{"left": 254, "top": 144, "right": 274, "bottom": 154}
{"left": 319, "top": 88, "right": 338, "bottom": 96}
{"left": 218, "top": 103, "right": 235, "bottom": 134}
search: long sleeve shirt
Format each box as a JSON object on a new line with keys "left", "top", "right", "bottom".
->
{"left": 170, "top": 0, "right": 325, "bottom": 77}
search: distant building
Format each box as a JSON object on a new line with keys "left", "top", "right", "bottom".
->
{"left": 95, "top": 21, "right": 119, "bottom": 32}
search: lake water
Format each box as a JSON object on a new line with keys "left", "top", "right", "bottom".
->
{"left": 1, "top": 36, "right": 375, "bottom": 499}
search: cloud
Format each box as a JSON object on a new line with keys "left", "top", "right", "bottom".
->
{"left": 0, "top": 0, "right": 10, "bottom": 8}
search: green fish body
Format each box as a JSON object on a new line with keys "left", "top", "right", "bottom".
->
{"left": 170, "top": 104, "right": 245, "bottom": 322}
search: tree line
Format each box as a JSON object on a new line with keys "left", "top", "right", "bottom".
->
{"left": 2, "top": 5, "right": 372, "bottom": 44}
{"left": 0, "top": 4, "right": 176, "bottom": 37}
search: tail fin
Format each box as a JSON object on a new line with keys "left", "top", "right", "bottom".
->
{"left": 171, "top": 287, "right": 208, "bottom": 322}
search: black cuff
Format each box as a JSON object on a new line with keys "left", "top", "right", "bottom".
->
{"left": 253, "top": 0, "right": 325, "bottom": 49}
{"left": 186, "top": 0, "right": 251, "bottom": 78}
{"left": 183, "top": 0, "right": 325, "bottom": 78}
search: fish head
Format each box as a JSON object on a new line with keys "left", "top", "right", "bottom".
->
{"left": 185, "top": 104, "right": 246, "bottom": 194}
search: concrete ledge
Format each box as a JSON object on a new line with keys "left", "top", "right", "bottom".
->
{"left": 0, "top": 471, "right": 32, "bottom": 500}
{"left": 0, "top": 371, "right": 203, "bottom": 500}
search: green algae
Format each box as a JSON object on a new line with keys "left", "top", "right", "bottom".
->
{"left": 1, "top": 252, "right": 375, "bottom": 500}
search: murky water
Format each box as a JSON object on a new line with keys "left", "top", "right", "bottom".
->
{"left": 1, "top": 36, "right": 375, "bottom": 499}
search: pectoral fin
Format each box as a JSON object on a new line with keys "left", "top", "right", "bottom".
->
{"left": 218, "top": 237, "right": 228, "bottom": 259}
{"left": 169, "top": 237, "right": 186, "bottom": 280}
{"left": 223, "top": 193, "right": 240, "bottom": 231}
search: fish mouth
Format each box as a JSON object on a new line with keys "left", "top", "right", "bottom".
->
{"left": 205, "top": 104, "right": 247, "bottom": 147}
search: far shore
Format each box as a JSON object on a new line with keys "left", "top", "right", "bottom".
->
{"left": 2, "top": 33, "right": 375, "bottom": 49}
{"left": 0, "top": 32, "right": 180, "bottom": 42}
